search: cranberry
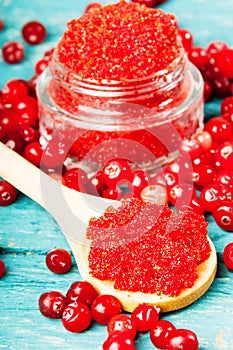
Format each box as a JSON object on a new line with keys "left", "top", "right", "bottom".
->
{"left": 102, "top": 186, "right": 123, "bottom": 200}
{"left": 193, "top": 131, "right": 212, "bottom": 151}
{"left": 5, "top": 134, "right": 27, "bottom": 155}
{"left": 215, "top": 48, "right": 233, "bottom": 79}
{"left": 168, "top": 182, "right": 196, "bottom": 208}
{"left": 62, "top": 301, "right": 92, "bottom": 333}
{"left": 182, "top": 197, "right": 205, "bottom": 215}
{"left": 0, "top": 259, "right": 6, "bottom": 278}
{"left": 166, "top": 328, "right": 199, "bottom": 350}
{"left": 192, "top": 164, "right": 216, "bottom": 191}
{"left": 179, "top": 138, "right": 202, "bottom": 160}
{"left": 223, "top": 242, "right": 233, "bottom": 270}
{"left": 140, "top": 184, "right": 168, "bottom": 205}
{"left": 130, "top": 170, "right": 150, "bottom": 195}
{"left": 0, "top": 19, "right": 4, "bottom": 31}
{"left": 15, "top": 95, "right": 38, "bottom": 127}
{"left": 22, "top": 21, "right": 47, "bottom": 45}
{"left": 204, "top": 117, "right": 232, "bottom": 144}
{"left": 24, "top": 142, "right": 44, "bottom": 167}
{"left": 63, "top": 168, "right": 88, "bottom": 192}
{"left": 103, "top": 332, "right": 136, "bottom": 350}
{"left": 203, "top": 80, "right": 213, "bottom": 102}
{"left": 150, "top": 319, "right": 176, "bottom": 349}
{"left": 163, "top": 168, "right": 179, "bottom": 190}
{"left": 2, "top": 41, "right": 24, "bottom": 64}
{"left": 85, "top": 2, "right": 102, "bottom": 13}
{"left": 199, "top": 183, "right": 223, "bottom": 212}
{"left": 101, "top": 158, "right": 133, "bottom": 187}
{"left": 131, "top": 304, "right": 160, "bottom": 332}
{"left": 2, "top": 79, "right": 28, "bottom": 103}
{"left": 66, "top": 281, "right": 99, "bottom": 308}
{"left": 207, "top": 41, "right": 228, "bottom": 57}
{"left": 85, "top": 171, "right": 108, "bottom": 196}
{"left": 91, "top": 294, "right": 122, "bottom": 325}
{"left": 213, "top": 202, "right": 233, "bottom": 231}
{"left": 201, "top": 61, "right": 231, "bottom": 98}
{"left": 0, "top": 109, "right": 20, "bottom": 138}
{"left": 221, "top": 96, "right": 233, "bottom": 116}
{"left": 214, "top": 169, "right": 233, "bottom": 186}
{"left": 20, "top": 125, "right": 40, "bottom": 143}
{"left": 45, "top": 248, "right": 72, "bottom": 274}
{"left": 178, "top": 28, "right": 193, "bottom": 53}
{"left": 38, "top": 291, "right": 67, "bottom": 318}
{"left": 188, "top": 46, "right": 210, "bottom": 69}
{"left": 107, "top": 314, "right": 137, "bottom": 339}
{"left": 0, "top": 180, "right": 18, "bottom": 206}
{"left": 41, "top": 137, "right": 69, "bottom": 168}
{"left": 214, "top": 141, "right": 233, "bottom": 170}
{"left": 35, "top": 58, "right": 49, "bottom": 75}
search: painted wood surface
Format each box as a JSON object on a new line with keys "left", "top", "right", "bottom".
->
{"left": 1, "top": 0, "right": 233, "bottom": 349}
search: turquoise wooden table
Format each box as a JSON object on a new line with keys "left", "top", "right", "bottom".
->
{"left": 1, "top": 0, "right": 233, "bottom": 349}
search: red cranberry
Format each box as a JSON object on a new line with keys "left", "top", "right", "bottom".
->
{"left": 179, "top": 138, "right": 202, "bottom": 160}
{"left": 131, "top": 304, "right": 160, "bottom": 332}
{"left": 91, "top": 294, "right": 122, "bottom": 325}
{"left": 62, "top": 301, "right": 92, "bottom": 333}
{"left": 24, "top": 142, "right": 44, "bottom": 167}
{"left": 63, "top": 167, "right": 88, "bottom": 192}
{"left": 130, "top": 170, "right": 150, "bottom": 195}
{"left": 102, "top": 186, "right": 123, "bottom": 200}
{"left": 103, "top": 332, "right": 136, "bottom": 350}
{"left": 199, "top": 183, "right": 223, "bottom": 212}
{"left": 5, "top": 134, "right": 27, "bottom": 155}
{"left": 85, "top": 171, "right": 108, "bottom": 196}
{"left": 215, "top": 48, "right": 233, "bottom": 79}
{"left": 204, "top": 117, "right": 232, "bottom": 144}
{"left": 207, "top": 41, "right": 228, "bottom": 57}
{"left": 0, "top": 109, "right": 20, "bottom": 138}
{"left": 168, "top": 182, "right": 196, "bottom": 208}
{"left": 35, "top": 58, "right": 49, "bottom": 75}
{"left": 214, "top": 169, "right": 233, "bottom": 186}
{"left": 107, "top": 314, "right": 137, "bottom": 339}
{"left": 2, "top": 79, "right": 28, "bottom": 103}
{"left": 221, "top": 96, "right": 233, "bottom": 116}
{"left": 0, "top": 259, "right": 6, "bottom": 278}
{"left": 181, "top": 197, "right": 205, "bottom": 215}
{"left": 178, "top": 28, "right": 193, "bottom": 53}
{"left": 150, "top": 320, "right": 176, "bottom": 349}
{"left": 0, "top": 180, "right": 18, "bottom": 206}
{"left": 192, "top": 164, "right": 216, "bottom": 191}
{"left": 213, "top": 202, "right": 233, "bottom": 231}
{"left": 85, "top": 2, "right": 102, "bottom": 13}
{"left": 66, "top": 281, "right": 99, "bottom": 308}
{"left": 203, "top": 80, "right": 213, "bottom": 101}
{"left": 101, "top": 158, "right": 133, "bottom": 187}
{"left": 46, "top": 248, "right": 72, "bottom": 274}
{"left": 15, "top": 95, "right": 38, "bottom": 127}
{"left": 38, "top": 291, "right": 67, "bottom": 318}
{"left": 0, "top": 19, "right": 4, "bottom": 31}
{"left": 193, "top": 131, "right": 212, "bottom": 151}
{"left": 166, "top": 328, "right": 199, "bottom": 350}
{"left": 2, "top": 41, "right": 24, "bottom": 64}
{"left": 20, "top": 125, "right": 40, "bottom": 143}
{"left": 22, "top": 21, "right": 47, "bottom": 45}
{"left": 140, "top": 184, "right": 168, "bottom": 205}
{"left": 41, "top": 137, "right": 69, "bottom": 168}
{"left": 214, "top": 141, "right": 233, "bottom": 170}
{"left": 223, "top": 242, "right": 233, "bottom": 270}
{"left": 188, "top": 46, "right": 210, "bottom": 69}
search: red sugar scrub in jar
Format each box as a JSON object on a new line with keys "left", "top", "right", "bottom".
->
{"left": 37, "top": 0, "right": 204, "bottom": 173}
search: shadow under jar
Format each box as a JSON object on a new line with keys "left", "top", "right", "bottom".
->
{"left": 37, "top": 48, "right": 204, "bottom": 175}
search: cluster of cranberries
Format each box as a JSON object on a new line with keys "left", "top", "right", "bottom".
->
{"left": 40, "top": 247, "right": 198, "bottom": 349}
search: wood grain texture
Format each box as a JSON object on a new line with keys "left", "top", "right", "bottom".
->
{"left": 1, "top": 0, "right": 233, "bottom": 349}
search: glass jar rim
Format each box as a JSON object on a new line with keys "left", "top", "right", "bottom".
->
{"left": 51, "top": 47, "right": 185, "bottom": 94}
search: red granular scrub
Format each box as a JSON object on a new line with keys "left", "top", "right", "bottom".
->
{"left": 87, "top": 198, "right": 211, "bottom": 297}
{"left": 56, "top": 1, "right": 180, "bottom": 81}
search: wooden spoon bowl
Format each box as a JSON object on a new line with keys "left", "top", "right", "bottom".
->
{"left": 0, "top": 142, "right": 217, "bottom": 313}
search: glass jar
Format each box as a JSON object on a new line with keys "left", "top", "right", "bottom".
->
{"left": 37, "top": 48, "right": 204, "bottom": 174}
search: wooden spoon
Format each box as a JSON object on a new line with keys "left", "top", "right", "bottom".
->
{"left": 0, "top": 142, "right": 217, "bottom": 313}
